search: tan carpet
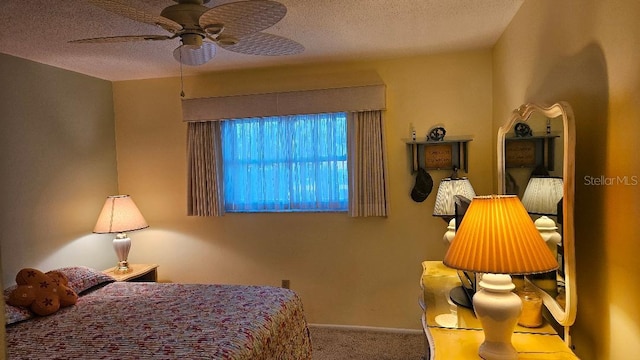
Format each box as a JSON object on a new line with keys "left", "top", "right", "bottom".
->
{"left": 309, "top": 325, "right": 425, "bottom": 360}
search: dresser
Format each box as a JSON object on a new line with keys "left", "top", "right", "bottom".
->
{"left": 420, "top": 261, "right": 578, "bottom": 359}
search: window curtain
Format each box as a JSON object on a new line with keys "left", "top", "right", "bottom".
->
{"left": 187, "top": 121, "right": 224, "bottom": 216}
{"left": 347, "top": 110, "right": 388, "bottom": 217}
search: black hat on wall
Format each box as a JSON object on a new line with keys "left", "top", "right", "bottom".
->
{"left": 411, "top": 167, "right": 433, "bottom": 202}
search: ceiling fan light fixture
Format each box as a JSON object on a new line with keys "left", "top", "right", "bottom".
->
{"left": 173, "top": 42, "right": 216, "bottom": 66}
{"left": 180, "top": 33, "right": 204, "bottom": 47}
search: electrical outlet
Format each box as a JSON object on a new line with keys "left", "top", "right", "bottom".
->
{"left": 281, "top": 279, "right": 290, "bottom": 289}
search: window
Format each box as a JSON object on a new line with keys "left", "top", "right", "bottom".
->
{"left": 187, "top": 109, "right": 387, "bottom": 217}
{"left": 221, "top": 112, "right": 348, "bottom": 212}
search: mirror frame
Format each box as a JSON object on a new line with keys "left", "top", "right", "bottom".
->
{"left": 497, "top": 102, "right": 577, "bottom": 334}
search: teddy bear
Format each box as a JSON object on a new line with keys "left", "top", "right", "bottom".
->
{"left": 7, "top": 268, "right": 78, "bottom": 316}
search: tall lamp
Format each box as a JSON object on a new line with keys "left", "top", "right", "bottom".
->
{"left": 93, "top": 195, "right": 149, "bottom": 274}
{"left": 444, "top": 195, "right": 558, "bottom": 360}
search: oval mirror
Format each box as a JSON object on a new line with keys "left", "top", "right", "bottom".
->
{"left": 497, "top": 102, "right": 576, "bottom": 339}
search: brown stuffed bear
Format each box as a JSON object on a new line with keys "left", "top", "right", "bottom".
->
{"left": 7, "top": 268, "right": 78, "bottom": 316}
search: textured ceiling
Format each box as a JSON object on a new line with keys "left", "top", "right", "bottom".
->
{"left": 0, "top": 0, "right": 524, "bottom": 81}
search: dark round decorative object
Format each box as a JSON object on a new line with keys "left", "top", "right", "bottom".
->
{"left": 428, "top": 127, "right": 446, "bottom": 141}
{"left": 514, "top": 122, "right": 533, "bottom": 137}
{"left": 411, "top": 167, "right": 434, "bottom": 202}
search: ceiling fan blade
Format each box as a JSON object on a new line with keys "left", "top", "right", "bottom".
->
{"left": 219, "top": 32, "right": 304, "bottom": 56}
{"left": 86, "top": 0, "right": 182, "bottom": 33}
{"left": 69, "top": 35, "right": 173, "bottom": 44}
{"left": 199, "top": 0, "right": 286, "bottom": 37}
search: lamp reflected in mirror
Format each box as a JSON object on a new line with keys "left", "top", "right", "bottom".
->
{"left": 520, "top": 175, "right": 564, "bottom": 299}
{"left": 534, "top": 216, "right": 562, "bottom": 256}
{"left": 521, "top": 176, "right": 563, "bottom": 216}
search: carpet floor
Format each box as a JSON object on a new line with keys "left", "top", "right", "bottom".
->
{"left": 308, "top": 325, "right": 426, "bottom": 360}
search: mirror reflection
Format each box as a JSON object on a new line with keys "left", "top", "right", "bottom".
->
{"left": 498, "top": 102, "right": 577, "bottom": 333}
{"left": 503, "top": 112, "right": 565, "bottom": 309}
{"left": 504, "top": 112, "right": 563, "bottom": 197}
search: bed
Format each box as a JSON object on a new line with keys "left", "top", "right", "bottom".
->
{"left": 4, "top": 267, "right": 312, "bottom": 359}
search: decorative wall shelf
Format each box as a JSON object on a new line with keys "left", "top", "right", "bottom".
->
{"left": 504, "top": 133, "right": 559, "bottom": 171}
{"left": 403, "top": 136, "right": 472, "bottom": 173}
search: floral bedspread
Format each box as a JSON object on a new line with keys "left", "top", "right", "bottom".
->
{"left": 7, "top": 282, "right": 312, "bottom": 359}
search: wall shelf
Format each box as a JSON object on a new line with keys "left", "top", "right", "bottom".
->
{"left": 505, "top": 132, "right": 559, "bottom": 171}
{"left": 403, "top": 136, "right": 472, "bottom": 173}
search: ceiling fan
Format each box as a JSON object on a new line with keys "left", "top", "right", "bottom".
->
{"left": 70, "top": 0, "right": 304, "bottom": 66}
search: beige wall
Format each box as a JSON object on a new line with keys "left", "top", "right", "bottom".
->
{"left": 0, "top": 53, "right": 119, "bottom": 287}
{"left": 3, "top": 1, "right": 636, "bottom": 355}
{"left": 493, "top": 0, "right": 640, "bottom": 358}
{"left": 3, "top": 1, "right": 637, "bottom": 355}
{"left": 3, "top": 0, "right": 637, "bottom": 355}
{"left": 112, "top": 50, "right": 494, "bottom": 329}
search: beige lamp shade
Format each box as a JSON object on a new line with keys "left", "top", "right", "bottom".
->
{"left": 444, "top": 195, "right": 558, "bottom": 275}
{"left": 433, "top": 177, "right": 476, "bottom": 217}
{"left": 520, "top": 177, "right": 563, "bottom": 216}
{"left": 93, "top": 195, "right": 148, "bottom": 234}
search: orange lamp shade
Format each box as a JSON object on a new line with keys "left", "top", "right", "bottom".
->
{"left": 443, "top": 195, "right": 558, "bottom": 275}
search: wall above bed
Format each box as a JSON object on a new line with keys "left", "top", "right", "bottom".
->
{"left": 0, "top": 53, "right": 119, "bottom": 288}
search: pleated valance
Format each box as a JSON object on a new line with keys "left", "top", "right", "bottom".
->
{"left": 181, "top": 84, "right": 386, "bottom": 122}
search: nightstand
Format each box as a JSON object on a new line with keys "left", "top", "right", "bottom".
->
{"left": 103, "top": 263, "right": 158, "bottom": 282}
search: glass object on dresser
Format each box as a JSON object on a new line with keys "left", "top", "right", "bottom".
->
{"left": 497, "top": 102, "right": 577, "bottom": 343}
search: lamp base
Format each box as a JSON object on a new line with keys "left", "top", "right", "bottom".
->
{"left": 113, "top": 235, "right": 132, "bottom": 274}
{"left": 114, "top": 261, "right": 132, "bottom": 274}
{"left": 473, "top": 274, "right": 522, "bottom": 360}
{"left": 478, "top": 341, "right": 518, "bottom": 360}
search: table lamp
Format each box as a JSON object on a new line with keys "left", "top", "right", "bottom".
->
{"left": 443, "top": 195, "right": 558, "bottom": 360}
{"left": 433, "top": 176, "right": 475, "bottom": 222}
{"left": 520, "top": 176, "right": 563, "bottom": 216}
{"left": 93, "top": 195, "right": 149, "bottom": 274}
